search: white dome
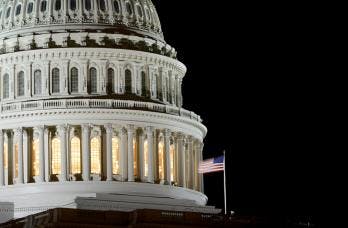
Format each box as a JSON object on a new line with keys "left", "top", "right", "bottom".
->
{"left": 0, "top": 0, "right": 163, "bottom": 41}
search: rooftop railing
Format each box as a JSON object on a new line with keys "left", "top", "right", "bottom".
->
{"left": 0, "top": 99, "right": 202, "bottom": 123}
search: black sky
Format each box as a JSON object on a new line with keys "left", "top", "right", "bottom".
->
{"left": 153, "top": 1, "right": 325, "bottom": 216}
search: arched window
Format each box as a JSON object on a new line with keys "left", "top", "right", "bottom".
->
{"left": 55, "top": 0, "right": 62, "bottom": 11}
{"left": 90, "top": 137, "right": 101, "bottom": 174}
{"left": 3, "top": 73, "right": 10, "bottom": 99}
{"left": 107, "top": 68, "right": 115, "bottom": 94}
{"left": 51, "top": 137, "right": 61, "bottom": 175}
{"left": 89, "top": 67, "right": 98, "bottom": 94}
{"left": 15, "top": 4, "right": 22, "bottom": 16}
{"left": 156, "top": 74, "right": 161, "bottom": 99}
{"left": 141, "top": 71, "right": 146, "bottom": 96}
{"left": 158, "top": 139, "right": 164, "bottom": 180}
{"left": 6, "top": 7, "right": 11, "bottom": 19}
{"left": 170, "top": 142, "right": 175, "bottom": 182}
{"left": 126, "top": 2, "right": 132, "bottom": 15}
{"left": 70, "top": 67, "right": 79, "bottom": 93}
{"left": 52, "top": 68, "right": 60, "bottom": 93}
{"left": 136, "top": 5, "right": 143, "bottom": 18}
{"left": 17, "top": 71, "right": 25, "bottom": 97}
{"left": 32, "top": 139, "right": 39, "bottom": 176}
{"left": 85, "top": 0, "right": 92, "bottom": 11}
{"left": 27, "top": 2, "right": 33, "bottom": 14}
{"left": 125, "top": 69, "right": 132, "bottom": 94}
{"left": 144, "top": 140, "right": 148, "bottom": 177}
{"left": 99, "top": 0, "right": 106, "bottom": 11}
{"left": 34, "top": 70, "right": 42, "bottom": 95}
{"left": 70, "top": 137, "right": 81, "bottom": 174}
{"left": 70, "top": 0, "right": 77, "bottom": 11}
{"left": 40, "top": 0, "right": 47, "bottom": 12}
{"left": 112, "top": 137, "right": 120, "bottom": 175}
{"left": 113, "top": 0, "right": 120, "bottom": 13}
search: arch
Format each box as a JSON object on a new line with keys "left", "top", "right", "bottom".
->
{"left": 32, "top": 139, "right": 39, "bottom": 176}
{"left": 112, "top": 137, "right": 120, "bottom": 175}
{"left": 70, "top": 137, "right": 81, "bottom": 174}
{"left": 70, "top": 67, "right": 79, "bottom": 93}
{"left": 125, "top": 69, "right": 132, "bottom": 94}
{"left": 90, "top": 137, "right": 101, "bottom": 174}
{"left": 52, "top": 68, "right": 60, "bottom": 93}
{"left": 3, "top": 73, "right": 10, "bottom": 99}
{"left": 158, "top": 138, "right": 164, "bottom": 180}
{"left": 17, "top": 71, "right": 25, "bottom": 97}
{"left": 107, "top": 68, "right": 115, "bottom": 94}
{"left": 89, "top": 67, "right": 98, "bottom": 94}
{"left": 51, "top": 137, "right": 61, "bottom": 175}
{"left": 34, "top": 70, "right": 42, "bottom": 95}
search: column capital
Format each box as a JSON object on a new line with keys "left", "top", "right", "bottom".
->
{"left": 104, "top": 124, "right": 113, "bottom": 134}
{"left": 33, "top": 125, "right": 45, "bottom": 133}
{"left": 57, "top": 124, "right": 68, "bottom": 136}
{"left": 81, "top": 124, "right": 91, "bottom": 132}
{"left": 145, "top": 126, "right": 154, "bottom": 134}
{"left": 127, "top": 125, "right": 135, "bottom": 133}
{"left": 14, "top": 127, "right": 23, "bottom": 137}
{"left": 164, "top": 129, "right": 171, "bottom": 138}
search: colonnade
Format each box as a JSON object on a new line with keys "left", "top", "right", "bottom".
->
{"left": 0, "top": 124, "right": 203, "bottom": 192}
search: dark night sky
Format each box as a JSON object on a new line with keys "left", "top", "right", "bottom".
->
{"left": 154, "top": 1, "right": 326, "bottom": 216}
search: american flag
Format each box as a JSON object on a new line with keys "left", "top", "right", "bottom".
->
{"left": 198, "top": 155, "right": 224, "bottom": 174}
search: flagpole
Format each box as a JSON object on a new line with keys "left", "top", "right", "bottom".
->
{"left": 223, "top": 150, "right": 227, "bottom": 215}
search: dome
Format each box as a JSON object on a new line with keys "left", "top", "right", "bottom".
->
{"left": 0, "top": 1, "right": 209, "bottom": 220}
{"left": 0, "top": 0, "right": 163, "bottom": 40}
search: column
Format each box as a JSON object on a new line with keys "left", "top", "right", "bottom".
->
{"left": 105, "top": 124, "right": 113, "bottom": 181}
{"left": 0, "top": 130, "right": 4, "bottom": 186}
{"left": 146, "top": 127, "right": 154, "bottom": 183}
{"left": 120, "top": 127, "right": 128, "bottom": 181}
{"left": 82, "top": 124, "right": 90, "bottom": 181}
{"left": 23, "top": 130, "right": 28, "bottom": 184}
{"left": 194, "top": 141, "right": 200, "bottom": 191}
{"left": 139, "top": 130, "right": 145, "bottom": 181}
{"left": 164, "top": 129, "right": 171, "bottom": 185}
{"left": 34, "top": 126, "right": 45, "bottom": 182}
{"left": 57, "top": 125, "right": 68, "bottom": 181}
{"left": 127, "top": 125, "right": 134, "bottom": 182}
{"left": 177, "top": 134, "right": 186, "bottom": 188}
{"left": 199, "top": 142, "right": 204, "bottom": 193}
{"left": 187, "top": 137, "right": 194, "bottom": 189}
{"left": 44, "top": 128, "right": 50, "bottom": 182}
{"left": 15, "top": 128, "right": 24, "bottom": 184}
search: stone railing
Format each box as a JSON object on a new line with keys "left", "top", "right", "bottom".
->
{"left": 0, "top": 99, "right": 202, "bottom": 122}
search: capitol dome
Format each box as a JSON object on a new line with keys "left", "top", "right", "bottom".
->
{"left": 0, "top": 0, "right": 212, "bottom": 219}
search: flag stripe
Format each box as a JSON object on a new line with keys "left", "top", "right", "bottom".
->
{"left": 198, "top": 155, "right": 224, "bottom": 174}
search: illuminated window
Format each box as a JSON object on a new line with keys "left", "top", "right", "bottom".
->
{"left": 144, "top": 140, "right": 148, "bottom": 177}
{"left": 91, "top": 137, "right": 101, "bottom": 174}
{"left": 32, "top": 139, "right": 39, "bottom": 176}
{"left": 14, "top": 144, "right": 18, "bottom": 178}
{"left": 51, "top": 137, "right": 61, "bottom": 175}
{"left": 112, "top": 137, "right": 120, "bottom": 175}
{"left": 170, "top": 143, "right": 175, "bottom": 182}
{"left": 133, "top": 138, "right": 137, "bottom": 176}
{"left": 158, "top": 140, "right": 164, "bottom": 180}
{"left": 3, "top": 142, "right": 8, "bottom": 169}
{"left": 70, "top": 137, "right": 81, "bottom": 174}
